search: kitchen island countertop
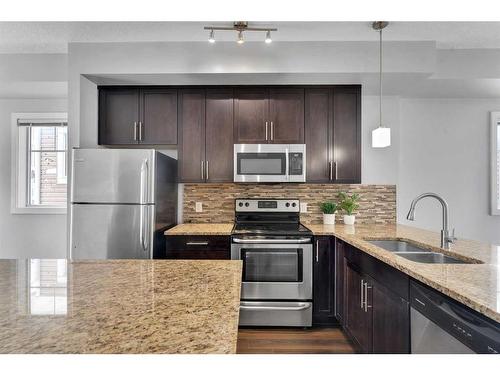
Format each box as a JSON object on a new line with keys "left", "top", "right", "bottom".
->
{"left": 0, "top": 259, "right": 242, "bottom": 354}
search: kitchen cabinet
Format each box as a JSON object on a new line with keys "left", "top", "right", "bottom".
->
{"left": 305, "top": 86, "right": 361, "bottom": 183}
{"left": 163, "top": 235, "right": 230, "bottom": 259}
{"left": 178, "top": 89, "right": 206, "bottom": 182}
{"left": 341, "top": 240, "right": 410, "bottom": 353}
{"left": 234, "top": 87, "right": 304, "bottom": 144}
{"left": 98, "top": 87, "right": 178, "bottom": 146}
{"left": 312, "top": 236, "right": 336, "bottom": 325}
{"left": 334, "top": 238, "right": 345, "bottom": 324}
{"left": 178, "top": 88, "right": 234, "bottom": 183}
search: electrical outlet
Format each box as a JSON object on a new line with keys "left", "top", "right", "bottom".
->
{"left": 195, "top": 202, "right": 203, "bottom": 213}
{"left": 300, "top": 202, "right": 308, "bottom": 213}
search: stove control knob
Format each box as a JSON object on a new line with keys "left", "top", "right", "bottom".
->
{"left": 245, "top": 202, "right": 250, "bottom": 207}
{"left": 285, "top": 202, "right": 290, "bottom": 207}
{"left": 292, "top": 202, "right": 297, "bottom": 207}
{"left": 238, "top": 202, "right": 244, "bottom": 207}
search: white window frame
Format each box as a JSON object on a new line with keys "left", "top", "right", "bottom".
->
{"left": 491, "top": 112, "right": 500, "bottom": 216}
{"left": 11, "top": 112, "right": 68, "bottom": 215}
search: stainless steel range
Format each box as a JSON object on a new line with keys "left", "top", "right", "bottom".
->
{"left": 231, "top": 198, "right": 313, "bottom": 327}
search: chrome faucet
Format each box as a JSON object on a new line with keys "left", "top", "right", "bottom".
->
{"left": 406, "top": 192, "right": 456, "bottom": 249}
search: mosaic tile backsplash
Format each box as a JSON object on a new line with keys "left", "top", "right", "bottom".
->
{"left": 183, "top": 184, "right": 396, "bottom": 224}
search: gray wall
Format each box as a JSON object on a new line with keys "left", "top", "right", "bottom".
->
{"left": 0, "top": 99, "right": 68, "bottom": 258}
{"left": 398, "top": 98, "right": 500, "bottom": 243}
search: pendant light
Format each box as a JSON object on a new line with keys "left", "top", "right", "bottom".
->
{"left": 371, "top": 21, "right": 391, "bottom": 148}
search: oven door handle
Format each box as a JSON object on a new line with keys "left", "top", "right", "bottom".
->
{"left": 240, "top": 303, "right": 311, "bottom": 311}
{"left": 232, "top": 238, "right": 311, "bottom": 244}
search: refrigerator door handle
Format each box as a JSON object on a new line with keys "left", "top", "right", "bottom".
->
{"left": 140, "top": 158, "right": 149, "bottom": 204}
{"left": 140, "top": 205, "right": 149, "bottom": 252}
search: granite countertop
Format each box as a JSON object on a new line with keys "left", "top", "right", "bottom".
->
{"left": 306, "top": 223, "right": 500, "bottom": 323}
{"left": 165, "top": 223, "right": 234, "bottom": 236}
{"left": 0, "top": 259, "right": 242, "bottom": 354}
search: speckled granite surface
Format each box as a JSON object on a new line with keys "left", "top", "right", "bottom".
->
{"left": 165, "top": 223, "right": 234, "bottom": 236}
{"left": 306, "top": 223, "right": 500, "bottom": 323}
{"left": 0, "top": 259, "right": 242, "bottom": 353}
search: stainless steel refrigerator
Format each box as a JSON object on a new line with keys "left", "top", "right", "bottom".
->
{"left": 70, "top": 148, "right": 177, "bottom": 259}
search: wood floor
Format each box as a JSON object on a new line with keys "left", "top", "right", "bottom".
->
{"left": 237, "top": 327, "right": 357, "bottom": 354}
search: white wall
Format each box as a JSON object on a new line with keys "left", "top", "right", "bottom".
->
{"left": 398, "top": 98, "right": 500, "bottom": 244}
{"left": 0, "top": 99, "right": 68, "bottom": 258}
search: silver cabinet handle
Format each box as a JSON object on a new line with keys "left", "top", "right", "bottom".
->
{"left": 138, "top": 121, "right": 143, "bottom": 141}
{"left": 240, "top": 303, "right": 311, "bottom": 311}
{"left": 206, "top": 160, "right": 209, "bottom": 181}
{"left": 329, "top": 161, "right": 333, "bottom": 180}
{"left": 364, "top": 282, "right": 372, "bottom": 312}
{"left": 133, "top": 122, "right": 138, "bottom": 141}
{"left": 201, "top": 160, "right": 204, "bottom": 180}
{"left": 315, "top": 240, "right": 319, "bottom": 262}
{"left": 265, "top": 121, "right": 268, "bottom": 141}
{"left": 270, "top": 121, "right": 274, "bottom": 141}
{"left": 186, "top": 242, "right": 209, "bottom": 246}
{"left": 360, "top": 279, "right": 365, "bottom": 309}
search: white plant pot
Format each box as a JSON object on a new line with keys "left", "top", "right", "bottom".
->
{"left": 323, "top": 213, "right": 336, "bottom": 225}
{"left": 343, "top": 215, "right": 356, "bottom": 225}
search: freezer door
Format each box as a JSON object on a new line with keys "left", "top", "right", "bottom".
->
{"left": 71, "top": 148, "right": 155, "bottom": 204}
{"left": 70, "top": 204, "right": 153, "bottom": 259}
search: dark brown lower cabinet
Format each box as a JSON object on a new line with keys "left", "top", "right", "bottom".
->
{"left": 344, "top": 263, "right": 373, "bottom": 352}
{"left": 163, "top": 235, "right": 230, "bottom": 259}
{"left": 372, "top": 281, "right": 410, "bottom": 354}
{"left": 312, "top": 237, "right": 336, "bottom": 325}
{"left": 340, "top": 239, "right": 410, "bottom": 354}
{"left": 334, "top": 239, "right": 345, "bottom": 325}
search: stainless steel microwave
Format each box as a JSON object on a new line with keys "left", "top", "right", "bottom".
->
{"left": 234, "top": 144, "right": 306, "bottom": 183}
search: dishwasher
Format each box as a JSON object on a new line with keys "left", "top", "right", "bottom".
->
{"left": 410, "top": 281, "right": 499, "bottom": 354}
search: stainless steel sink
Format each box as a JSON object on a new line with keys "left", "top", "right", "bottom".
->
{"left": 396, "top": 252, "right": 471, "bottom": 264}
{"left": 367, "top": 240, "right": 472, "bottom": 264}
{"left": 367, "top": 240, "right": 429, "bottom": 253}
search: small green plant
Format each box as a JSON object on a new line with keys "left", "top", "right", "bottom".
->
{"left": 320, "top": 201, "right": 338, "bottom": 215}
{"left": 338, "top": 192, "right": 360, "bottom": 215}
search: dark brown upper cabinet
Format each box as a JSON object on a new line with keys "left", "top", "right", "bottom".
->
{"left": 98, "top": 87, "right": 178, "bottom": 146}
{"left": 305, "top": 86, "right": 361, "bottom": 183}
{"left": 234, "top": 87, "right": 304, "bottom": 144}
{"left": 140, "top": 89, "right": 178, "bottom": 145}
{"left": 99, "top": 88, "right": 140, "bottom": 145}
{"left": 178, "top": 88, "right": 234, "bottom": 183}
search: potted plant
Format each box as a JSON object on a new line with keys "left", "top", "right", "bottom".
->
{"left": 320, "top": 201, "right": 338, "bottom": 225}
{"left": 338, "top": 192, "right": 360, "bottom": 225}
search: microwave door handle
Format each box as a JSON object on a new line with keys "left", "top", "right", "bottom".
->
{"left": 285, "top": 147, "right": 289, "bottom": 181}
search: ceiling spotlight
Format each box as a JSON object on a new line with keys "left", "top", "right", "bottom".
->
{"left": 265, "top": 30, "right": 272, "bottom": 44}
{"left": 208, "top": 29, "right": 215, "bottom": 44}
{"left": 237, "top": 30, "right": 245, "bottom": 44}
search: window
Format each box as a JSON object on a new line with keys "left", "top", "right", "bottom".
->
{"left": 11, "top": 113, "right": 68, "bottom": 214}
{"left": 491, "top": 112, "right": 500, "bottom": 215}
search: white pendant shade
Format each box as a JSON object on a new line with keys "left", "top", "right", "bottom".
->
{"left": 372, "top": 127, "right": 391, "bottom": 148}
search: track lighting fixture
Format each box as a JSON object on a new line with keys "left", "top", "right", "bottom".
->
{"left": 204, "top": 22, "right": 277, "bottom": 44}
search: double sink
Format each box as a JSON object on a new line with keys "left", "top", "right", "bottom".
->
{"left": 367, "top": 240, "right": 473, "bottom": 264}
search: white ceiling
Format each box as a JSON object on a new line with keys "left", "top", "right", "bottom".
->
{"left": 2, "top": 21, "right": 500, "bottom": 53}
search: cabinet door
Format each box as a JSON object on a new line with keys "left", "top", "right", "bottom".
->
{"left": 313, "top": 237, "right": 336, "bottom": 325}
{"left": 345, "top": 263, "right": 372, "bottom": 352}
{"left": 334, "top": 239, "right": 345, "bottom": 325}
{"left": 372, "top": 281, "right": 410, "bottom": 354}
{"left": 269, "top": 88, "right": 305, "bottom": 143}
{"left": 140, "top": 89, "right": 178, "bottom": 145}
{"left": 98, "top": 88, "right": 139, "bottom": 145}
{"left": 234, "top": 88, "right": 269, "bottom": 143}
{"left": 305, "top": 88, "right": 331, "bottom": 182}
{"left": 178, "top": 89, "right": 206, "bottom": 182}
{"left": 332, "top": 87, "right": 361, "bottom": 183}
{"left": 205, "top": 88, "right": 234, "bottom": 182}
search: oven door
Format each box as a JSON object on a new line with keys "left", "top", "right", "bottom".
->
{"left": 231, "top": 240, "right": 312, "bottom": 300}
{"left": 234, "top": 144, "right": 288, "bottom": 182}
